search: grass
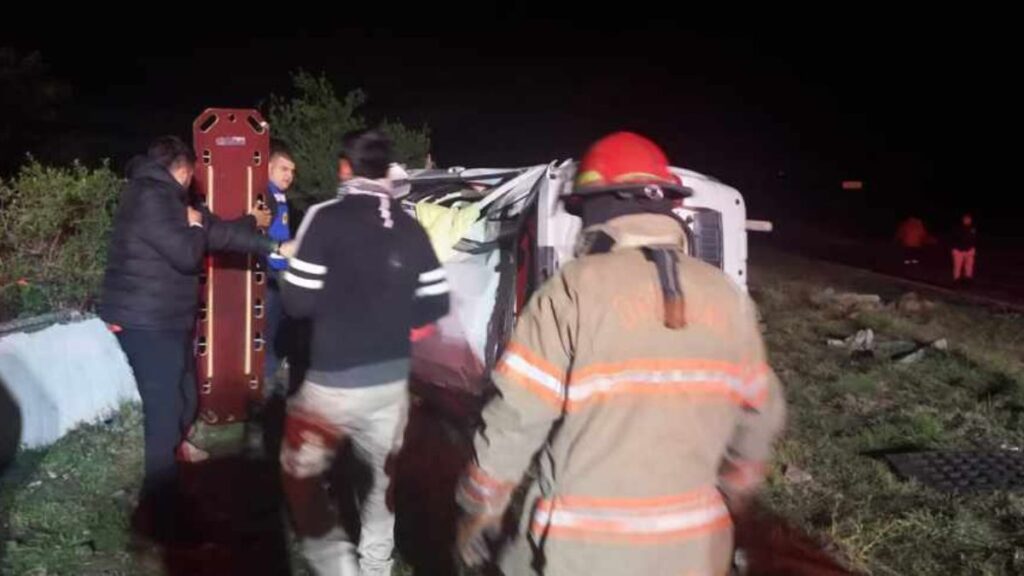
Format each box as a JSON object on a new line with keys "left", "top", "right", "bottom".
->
{"left": 2, "top": 247, "right": 1024, "bottom": 575}
{"left": 753, "top": 249, "right": 1024, "bottom": 575}
{"left": 1, "top": 405, "right": 145, "bottom": 575}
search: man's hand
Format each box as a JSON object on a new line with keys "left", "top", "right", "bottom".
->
{"left": 278, "top": 240, "right": 298, "bottom": 259}
{"left": 455, "top": 511, "right": 502, "bottom": 568}
{"left": 250, "top": 205, "right": 272, "bottom": 229}
{"left": 187, "top": 207, "right": 203, "bottom": 227}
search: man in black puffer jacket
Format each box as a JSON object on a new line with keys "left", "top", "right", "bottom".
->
{"left": 99, "top": 135, "right": 292, "bottom": 542}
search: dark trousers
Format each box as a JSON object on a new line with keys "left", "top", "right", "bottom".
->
{"left": 264, "top": 277, "right": 285, "bottom": 384}
{"left": 116, "top": 328, "right": 196, "bottom": 531}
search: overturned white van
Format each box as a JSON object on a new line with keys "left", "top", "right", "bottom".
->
{"left": 402, "top": 162, "right": 761, "bottom": 395}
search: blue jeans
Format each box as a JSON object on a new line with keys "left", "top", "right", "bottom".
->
{"left": 264, "top": 275, "right": 286, "bottom": 389}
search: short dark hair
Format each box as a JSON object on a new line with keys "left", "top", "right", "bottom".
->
{"left": 338, "top": 130, "right": 393, "bottom": 179}
{"left": 147, "top": 136, "right": 195, "bottom": 170}
{"left": 269, "top": 139, "right": 294, "bottom": 163}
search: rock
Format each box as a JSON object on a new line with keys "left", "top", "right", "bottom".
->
{"left": 850, "top": 329, "right": 875, "bottom": 352}
{"left": 827, "top": 329, "right": 875, "bottom": 354}
{"left": 892, "top": 340, "right": 946, "bottom": 364}
{"left": 784, "top": 464, "right": 813, "bottom": 484}
{"left": 898, "top": 348, "right": 928, "bottom": 365}
{"left": 834, "top": 292, "right": 883, "bottom": 310}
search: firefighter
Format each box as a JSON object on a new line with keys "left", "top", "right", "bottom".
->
{"left": 454, "top": 132, "right": 786, "bottom": 575}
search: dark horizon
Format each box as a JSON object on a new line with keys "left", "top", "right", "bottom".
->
{"left": 2, "top": 11, "right": 1017, "bottom": 238}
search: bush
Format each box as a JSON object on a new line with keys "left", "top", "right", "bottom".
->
{"left": 0, "top": 72, "right": 428, "bottom": 320}
{"left": 266, "top": 71, "right": 430, "bottom": 208}
{"left": 0, "top": 159, "right": 121, "bottom": 321}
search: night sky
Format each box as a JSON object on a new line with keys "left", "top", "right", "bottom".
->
{"left": 2, "top": 8, "right": 1016, "bottom": 237}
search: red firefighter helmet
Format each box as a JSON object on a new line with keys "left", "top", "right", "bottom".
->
{"left": 573, "top": 132, "right": 689, "bottom": 197}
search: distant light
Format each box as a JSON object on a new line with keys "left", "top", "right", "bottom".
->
{"left": 842, "top": 180, "right": 864, "bottom": 190}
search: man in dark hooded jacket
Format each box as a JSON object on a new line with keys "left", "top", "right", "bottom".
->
{"left": 100, "top": 135, "right": 292, "bottom": 541}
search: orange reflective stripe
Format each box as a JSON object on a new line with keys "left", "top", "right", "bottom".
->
{"left": 573, "top": 359, "right": 747, "bottom": 382}
{"left": 468, "top": 465, "right": 512, "bottom": 491}
{"left": 495, "top": 343, "right": 566, "bottom": 408}
{"left": 568, "top": 381, "right": 747, "bottom": 410}
{"left": 459, "top": 465, "right": 514, "bottom": 506}
{"left": 532, "top": 487, "right": 732, "bottom": 543}
{"left": 504, "top": 342, "right": 563, "bottom": 381}
{"left": 496, "top": 363, "right": 565, "bottom": 409}
{"left": 562, "top": 359, "right": 771, "bottom": 411}
{"left": 746, "top": 382, "right": 770, "bottom": 407}
{"left": 536, "top": 516, "right": 733, "bottom": 545}
{"left": 748, "top": 363, "right": 771, "bottom": 378}
{"left": 495, "top": 351, "right": 771, "bottom": 410}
